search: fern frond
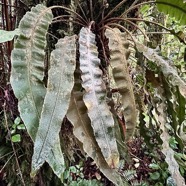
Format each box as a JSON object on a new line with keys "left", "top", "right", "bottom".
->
{"left": 105, "top": 28, "right": 137, "bottom": 141}
{"left": 136, "top": 42, "right": 186, "bottom": 99}
{"left": 79, "top": 27, "right": 119, "bottom": 168}
{"left": 31, "top": 35, "right": 77, "bottom": 175}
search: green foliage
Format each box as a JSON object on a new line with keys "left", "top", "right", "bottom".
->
{"left": 156, "top": 0, "right": 186, "bottom": 25}
{"left": 7, "top": 1, "right": 186, "bottom": 186}
{"left": 63, "top": 165, "right": 84, "bottom": 181}
{"left": 62, "top": 164, "right": 103, "bottom": 186}
{"left": 148, "top": 161, "right": 169, "bottom": 184}
{"left": 10, "top": 4, "right": 53, "bottom": 141}
{"left": 0, "top": 29, "right": 20, "bottom": 43}
{"left": 136, "top": 43, "right": 186, "bottom": 99}
{"left": 149, "top": 172, "right": 160, "bottom": 180}
{"left": 11, "top": 117, "right": 25, "bottom": 142}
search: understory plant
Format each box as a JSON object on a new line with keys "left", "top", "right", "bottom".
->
{"left": 6, "top": 0, "right": 186, "bottom": 185}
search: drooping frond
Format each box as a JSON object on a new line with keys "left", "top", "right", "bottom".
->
{"left": 105, "top": 28, "right": 137, "bottom": 141}
{"left": 31, "top": 35, "right": 76, "bottom": 175}
{"left": 79, "top": 27, "right": 119, "bottom": 168}
{"left": 10, "top": 4, "right": 53, "bottom": 140}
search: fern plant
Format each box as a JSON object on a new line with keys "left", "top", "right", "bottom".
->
{"left": 9, "top": 0, "right": 186, "bottom": 185}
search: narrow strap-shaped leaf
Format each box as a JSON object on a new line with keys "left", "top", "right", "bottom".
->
{"left": 67, "top": 68, "right": 98, "bottom": 160}
{"left": 10, "top": 4, "right": 65, "bottom": 179}
{"left": 79, "top": 27, "right": 119, "bottom": 168}
{"left": 10, "top": 4, "right": 53, "bottom": 140}
{"left": 67, "top": 68, "right": 128, "bottom": 186}
{"left": 154, "top": 89, "right": 185, "bottom": 186}
{"left": 136, "top": 42, "right": 186, "bottom": 99}
{"left": 31, "top": 36, "right": 77, "bottom": 174}
{"left": 105, "top": 28, "right": 137, "bottom": 141}
{"left": 162, "top": 79, "right": 184, "bottom": 150}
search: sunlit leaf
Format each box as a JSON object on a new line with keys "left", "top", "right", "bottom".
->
{"left": 149, "top": 163, "right": 160, "bottom": 170}
{"left": 17, "top": 124, "right": 26, "bottom": 130}
{"left": 156, "top": 0, "right": 186, "bottom": 25}
{"left": 14, "top": 117, "right": 21, "bottom": 125}
{"left": 11, "top": 134, "right": 21, "bottom": 142}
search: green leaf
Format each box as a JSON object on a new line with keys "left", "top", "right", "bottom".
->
{"left": 63, "top": 170, "right": 70, "bottom": 180}
{"left": 79, "top": 27, "right": 119, "bottom": 168}
{"left": 68, "top": 179, "right": 104, "bottom": 186}
{"left": 10, "top": 4, "right": 53, "bottom": 141}
{"left": 14, "top": 117, "right": 21, "bottom": 125}
{"left": 155, "top": 183, "right": 164, "bottom": 186}
{"left": 174, "top": 152, "right": 186, "bottom": 169}
{"left": 0, "top": 29, "right": 20, "bottom": 43}
{"left": 17, "top": 124, "right": 26, "bottom": 130}
{"left": 31, "top": 35, "right": 77, "bottom": 174}
{"left": 67, "top": 67, "right": 127, "bottom": 186}
{"left": 156, "top": 0, "right": 186, "bottom": 25}
{"left": 105, "top": 28, "right": 136, "bottom": 141}
{"left": 149, "top": 163, "right": 160, "bottom": 170}
{"left": 70, "top": 166, "right": 77, "bottom": 174}
{"left": 11, "top": 134, "right": 21, "bottom": 142}
{"left": 149, "top": 172, "right": 160, "bottom": 180}
{"left": 12, "top": 124, "right": 17, "bottom": 130}
{"left": 10, "top": 4, "right": 65, "bottom": 180}
{"left": 11, "top": 129, "right": 16, "bottom": 134}
{"left": 140, "top": 5, "right": 151, "bottom": 17}
{"left": 169, "top": 137, "right": 178, "bottom": 150}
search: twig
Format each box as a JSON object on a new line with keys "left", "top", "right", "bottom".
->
{"left": 0, "top": 151, "right": 14, "bottom": 159}
{"left": 0, "top": 154, "right": 14, "bottom": 173}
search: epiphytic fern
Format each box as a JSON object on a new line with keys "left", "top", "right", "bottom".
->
{"left": 9, "top": 1, "right": 186, "bottom": 185}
